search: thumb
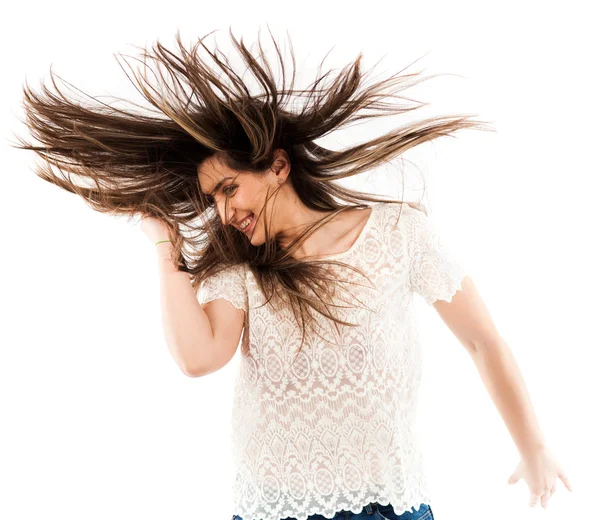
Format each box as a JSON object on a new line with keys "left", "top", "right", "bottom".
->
{"left": 507, "top": 472, "right": 520, "bottom": 485}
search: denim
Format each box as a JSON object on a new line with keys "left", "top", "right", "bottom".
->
{"left": 232, "top": 502, "right": 434, "bottom": 520}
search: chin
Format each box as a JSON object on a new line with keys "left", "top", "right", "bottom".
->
{"left": 247, "top": 230, "right": 267, "bottom": 246}
{"left": 248, "top": 234, "right": 264, "bottom": 246}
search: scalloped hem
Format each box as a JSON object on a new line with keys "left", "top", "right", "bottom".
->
{"left": 234, "top": 494, "right": 433, "bottom": 520}
{"left": 198, "top": 295, "right": 247, "bottom": 312}
{"left": 426, "top": 273, "right": 469, "bottom": 306}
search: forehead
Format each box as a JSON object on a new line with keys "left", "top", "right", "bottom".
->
{"left": 197, "top": 156, "right": 230, "bottom": 194}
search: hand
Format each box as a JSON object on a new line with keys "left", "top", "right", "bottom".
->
{"left": 139, "top": 213, "right": 177, "bottom": 245}
{"left": 507, "top": 446, "right": 573, "bottom": 509}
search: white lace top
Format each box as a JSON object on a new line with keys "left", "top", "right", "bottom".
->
{"left": 198, "top": 202, "right": 469, "bottom": 520}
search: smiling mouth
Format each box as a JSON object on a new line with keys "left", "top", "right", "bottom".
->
{"left": 239, "top": 213, "right": 255, "bottom": 233}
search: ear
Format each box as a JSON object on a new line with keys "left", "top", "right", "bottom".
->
{"left": 266, "top": 150, "right": 290, "bottom": 192}
{"left": 272, "top": 149, "right": 291, "bottom": 173}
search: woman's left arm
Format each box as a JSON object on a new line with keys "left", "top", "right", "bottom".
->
{"left": 431, "top": 276, "right": 573, "bottom": 509}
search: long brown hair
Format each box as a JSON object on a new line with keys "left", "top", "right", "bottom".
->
{"left": 12, "top": 26, "right": 494, "bottom": 356}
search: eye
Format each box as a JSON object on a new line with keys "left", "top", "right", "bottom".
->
{"left": 223, "top": 184, "right": 238, "bottom": 196}
{"left": 205, "top": 184, "right": 237, "bottom": 206}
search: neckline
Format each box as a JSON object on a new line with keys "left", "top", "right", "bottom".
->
{"left": 303, "top": 204, "right": 377, "bottom": 261}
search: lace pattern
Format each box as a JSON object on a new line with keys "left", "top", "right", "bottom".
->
{"left": 399, "top": 202, "right": 469, "bottom": 306}
{"left": 196, "top": 202, "right": 468, "bottom": 520}
{"left": 198, "top": 262, "right": 249, "bottom": 313}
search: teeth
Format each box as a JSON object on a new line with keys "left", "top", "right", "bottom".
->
{"left": 240, "top": 214, "right": 253, "bottom": 229}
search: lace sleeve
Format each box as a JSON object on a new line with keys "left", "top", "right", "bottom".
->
{"left": 197, "top": 263, "right": 248, "bottom": 314}
{"left": 399, "top": 203, "right": 469, "bottom": 306}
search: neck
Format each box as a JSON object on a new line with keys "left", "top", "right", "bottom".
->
{"left": 273, "top": 193, "right": 338, "bottom": 258}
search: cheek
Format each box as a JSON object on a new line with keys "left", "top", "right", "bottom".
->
{"left": 236, "top": 186, "right": 257, "bottom": 207}
{"left": 249, "top": 181, "right": 271, "bottom": 202}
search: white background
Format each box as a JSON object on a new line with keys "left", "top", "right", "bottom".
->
{"left": 1, "top": 1, "right": 598, "bottom": 519}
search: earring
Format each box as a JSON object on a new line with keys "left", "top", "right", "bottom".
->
{"left": 277, "top": 178, "right": 283, "bottom": 184}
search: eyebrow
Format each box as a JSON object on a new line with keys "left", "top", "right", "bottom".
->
{"left": 206, "top": 176, "right": 233, "bottom": 196}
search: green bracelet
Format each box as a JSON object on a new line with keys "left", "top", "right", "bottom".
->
{"left": 155, "top": 240, "right": 173, "bottom": 246}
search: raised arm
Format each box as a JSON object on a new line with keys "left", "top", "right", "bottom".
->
{"left": 156, "top": 242, "right": 244, "bottom": 377}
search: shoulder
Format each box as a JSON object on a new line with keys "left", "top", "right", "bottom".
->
{"left": 204, "top": 262, "right": 249, "bottom": 284}
{"left": 374, "top": 201, "right": 429, "bottom": 229}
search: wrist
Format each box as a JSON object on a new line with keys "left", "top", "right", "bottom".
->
{"left": 520, "top": 440, "right": 548, "bottom": 461}
{"left": 155, "top": 240, "right": 176, "bottom": 261}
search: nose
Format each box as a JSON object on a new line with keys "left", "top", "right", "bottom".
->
{"left": 218, "top": 201, "right": 236, "bottom": 226}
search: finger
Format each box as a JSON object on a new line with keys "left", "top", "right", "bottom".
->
{"left": 540, "top": 489, "right": 551, "bottom": 509}
{"left": 529, "top": 493, "right": 539, "bottom": 508}
{"left": 558, "top": 472, "right": 573, "bottom": 492}
{"left": 507, "top": 472, "right": 520, "bottom": 485}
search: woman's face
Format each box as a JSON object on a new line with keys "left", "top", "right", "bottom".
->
{"left": 197, "top": 153, "right": 288, "bottom": 246}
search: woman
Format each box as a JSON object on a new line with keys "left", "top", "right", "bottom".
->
{"left": 14, "top": 26, "right": 571, "bottom": 520}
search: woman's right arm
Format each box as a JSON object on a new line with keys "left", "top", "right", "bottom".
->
{"left": 156, "top": 243, "right": 244, "bottom": 377}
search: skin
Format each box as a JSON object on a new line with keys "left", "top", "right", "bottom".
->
{"left": 196, "top": 149, "right": 372, "bottom": 259}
